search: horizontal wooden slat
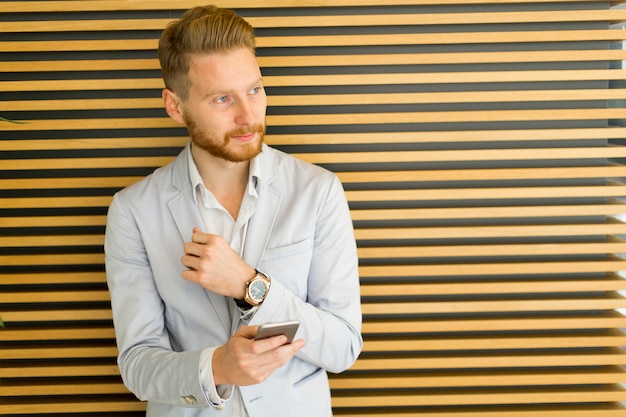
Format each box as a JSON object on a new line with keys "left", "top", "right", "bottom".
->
{"left": 351, "top": 348, "right": 626, "bottom": 370}
{"left": 258, "top": 30, "right": 626, "bottom": 47}
{"left": 5, "top": 89, "right": 626, "bottom": 111}
{"left": 0, "top": 272, "right": 106, "bottom": 285}
{"left": 3, "top": 70, "right": 626, "bottom": 94}
{"left": 331, "top": 386, "right": 626, "bottom": 408}
{"left": 0, "top": 327, "right": 116, "bottom": 342}
{"left": 2, "top": 148, "right": 624, "bottom": 172}
{"left": 0, "top": 254, "right": 105, "bottom": 267}
{"left": 359, "top": 241, "right": 626, "bottom": 258}
{"left": 0, "top": 399, "right": 146, "bottom": 414}
{"left": 343, "top": 167, "right": 626, "bottom": 182}
{"left": 273, "top": 109, "right": 626, "bottom": 126}
{"left": 0, "top": 167, "right": 623, "bottom": 192}
{"left": 330, "top": 367, "right": 626, "bottom": 389}
{"left": 0, "top": 344, "right": 117, "bottom": 360}
{"left": 2, "top": 128, "right": 626, "bottom": 150}
{"left": 361, "top": 278, "right": 626, "bottom": 297}
{"left": 361, "top": 312, "right": 626, "bottom": 333}
{"left": 13, "top": 253, "right": 624, "bottom": 271}
{"left": 5, "top": 50, "right": 626, "bottom": 73}
{"left": 352, "top": 204, "right": 626, "bottom": 220}
{"left": 4, "top": 10, "right": 626, "bottom": 33}
{"left": 0, "top": 235, "right": 104, "bottom": 247}
{"left": 4, "top": 109, "right": 625, "bottom": 131}
{"left": 3, "top": 187, "right": 625, "bottom": 210}
{"left": 262, "top": 50, "right": 626, "bottom": 66}
{"left": 3, "top": 29, "right": 626, "bottom": 52}
{"left": 363, "top": 330, "right": 626, "bottom": 351}
{"left": 300, "top": 148, "right": 626, "bottom": 164}
{"left": 0, "top": 204, "right": 622, "bottom": 230}
{"left": 1, "top": 363, "right": 120, "bottom": 378}
{"left": 268, "top": 70, "right": 626, "bottom": 86}
{"left": 362, "top": 296, "right": 626, "bottom": 315}
{"left": 0, "top": 381, "right": 129, "bottom": 397}
{"left": 17, "top": 244, "right": 626, "bottom": 267}
{"left": 0, "top": 290, "right": 110, "bottom": 303}
{"left": 333, "top": 408, "right": 626, "bottom": 417}
{"left": 0, "top": 155, "right": 173, "bottom": 170}
{"left": 347, "top": 186, "right": 626, "bottom": 202}
{"left": 0, "top": 215, "right": 107, "bottom": 228}
{"left": 0, "top": 177, "right": 142, "bottom": 190}
{"left": 359, "top": 260, "right": 626, "bottom": 277}
{"left": 2, "top": 277, "right": 622, "bottom": 305}
{"left": 0, "top": 309, "right": 112, "bottom": 322}
{"left": 3, "top": 0, "right": 621, "bottom": 13}
{"left": 4, "top": 223, "right": 626, "bottom": 247}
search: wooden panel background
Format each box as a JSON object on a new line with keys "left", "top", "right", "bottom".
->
{"left": 2, "top": 0, "right": 626, "bottom": 415}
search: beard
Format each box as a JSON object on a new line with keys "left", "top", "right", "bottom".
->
{"left": 184, "top": 115, "right": 265, "bottom": 163}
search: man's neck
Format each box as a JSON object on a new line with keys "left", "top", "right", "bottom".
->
{"left": 191, "top": 144, "right": 250, "bottom": 219}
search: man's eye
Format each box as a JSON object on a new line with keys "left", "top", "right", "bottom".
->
{"left": 250, "top": 86, "right": 261, "bottom": 95}
{"left": 216, "top": 96, "right": 228, "bottom": 103}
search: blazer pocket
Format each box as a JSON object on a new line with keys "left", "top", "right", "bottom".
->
{"left": 293, "top": 366, "right": 325, "bottom": 389}
{"left": 261, "top": 237, "right": 313, "bottom": 261}
{"left": 259, "top": 237, "right": 313, "bottom": 298}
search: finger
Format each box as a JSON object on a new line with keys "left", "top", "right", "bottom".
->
{"left": 251, "top": 334, "right": 290, "bottom": 354}
{"left": 253, "top": 338, "right": 303, "bottom": 371}
{"left": 191, "top": 229, "right": 213, "bottom": 244}
{"left": 181, "top": 268, "right": 199, "bottom": 283}
{"left": 236, "top": 325, "right": 258, "bottom": 340}
{"left": 272, "top": 338, "right": 305, "bottom": 360}
{"left": 183, "top": 241, "right": 204, "bottom": 257}
{"left": 291, "top": 338, "right": 306, "bottom": 351}
{"left": 181, "top": 253, "right": 200, "bottom": 271}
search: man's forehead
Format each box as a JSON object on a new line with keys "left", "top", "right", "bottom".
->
{"left": 186, "top": 51, "right": 262, "bottom": 97}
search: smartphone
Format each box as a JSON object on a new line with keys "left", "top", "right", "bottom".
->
{"left": 254, "top": 320, "right": 300, "bottom": 344}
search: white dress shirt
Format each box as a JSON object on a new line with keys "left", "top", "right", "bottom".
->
{"left": 187, "top": 145, "right": 262, "bottom": 416}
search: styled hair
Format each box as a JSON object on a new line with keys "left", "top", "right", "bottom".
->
{"left": 158, "top": 5, "right": 256, "bottom": 100}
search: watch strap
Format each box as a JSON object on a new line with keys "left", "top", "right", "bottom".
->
{"left": 234, "top": 297, "right": 254, "bottom": 310}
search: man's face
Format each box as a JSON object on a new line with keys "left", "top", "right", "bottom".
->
{"left": 180, "top": 48, "right": 267, "bottom": 162}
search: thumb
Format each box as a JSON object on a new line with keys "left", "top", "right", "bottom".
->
{"left": 236, "top": 325, "right": 258, "bottom": 340}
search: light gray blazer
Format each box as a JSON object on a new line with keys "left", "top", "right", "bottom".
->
{"left": 105, "top": 143, "right": 363, "bottom": 416}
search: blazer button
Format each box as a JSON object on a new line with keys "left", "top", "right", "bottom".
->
{"left": 216, "top": 403, "right": 225, "bottom": 410}
{"left": 180, "top": 395, "right": 197, "bottom": 405}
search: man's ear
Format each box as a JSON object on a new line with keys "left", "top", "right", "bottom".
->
{"left": 162, "top": 88, "right": 185, "bottom": 124}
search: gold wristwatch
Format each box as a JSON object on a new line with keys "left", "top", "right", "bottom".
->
{"left": 235, "top": 270, "right": 270, "bottom": 309}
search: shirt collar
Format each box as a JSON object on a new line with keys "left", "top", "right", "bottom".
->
{"left": 186, "top": 143, "right": 263, "bottom": 206}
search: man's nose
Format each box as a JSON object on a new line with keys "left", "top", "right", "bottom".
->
{"left": 235, "top": 99, "right": 256, "bottom": 126}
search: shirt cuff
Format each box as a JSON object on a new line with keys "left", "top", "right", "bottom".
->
{"left": 199, "top": 346, "right": 234, "bottom": 408}
{"left": 238, "top": 304, "right": 259, "bottom": 322}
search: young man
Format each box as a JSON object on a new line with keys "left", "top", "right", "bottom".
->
{"left": 104, "top": 5, "right": 363, "bottom": 417}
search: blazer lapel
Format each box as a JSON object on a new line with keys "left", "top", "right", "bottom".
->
{"left": 242, "top": 147, "right": 281, "bottom": 269}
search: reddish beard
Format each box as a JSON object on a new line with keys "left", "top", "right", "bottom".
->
{"left": 184, "top": 116, "right": 265, "bottom": 162}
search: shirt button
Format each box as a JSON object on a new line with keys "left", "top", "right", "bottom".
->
{"left": 180, "top": 395, "right": 197, "bottom": 405}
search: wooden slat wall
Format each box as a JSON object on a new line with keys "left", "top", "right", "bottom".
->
{"left": 2, "top": 0, "right": 626, "bottom": 415}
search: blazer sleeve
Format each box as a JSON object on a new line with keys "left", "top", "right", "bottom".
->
{"left": 250, "top": 174, "right": 363, "bottom": 374}
{"left": 105, "top": 191, "right": 212, "bottom": 408}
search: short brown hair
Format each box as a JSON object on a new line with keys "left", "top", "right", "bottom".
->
{"left": 158, "top": 5, "right": 256, "bottom": 100}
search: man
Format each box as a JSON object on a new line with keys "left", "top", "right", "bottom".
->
{"left": 104, "top": 5, "right": 363, "bottom": 417}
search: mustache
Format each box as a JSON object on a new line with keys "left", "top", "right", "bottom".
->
{"left": 226, "top": 124, "right": 265, "bottom": 138}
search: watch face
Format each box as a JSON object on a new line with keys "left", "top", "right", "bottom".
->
{"left": 249, "top": 279, "right": 268, "bottom": 301}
